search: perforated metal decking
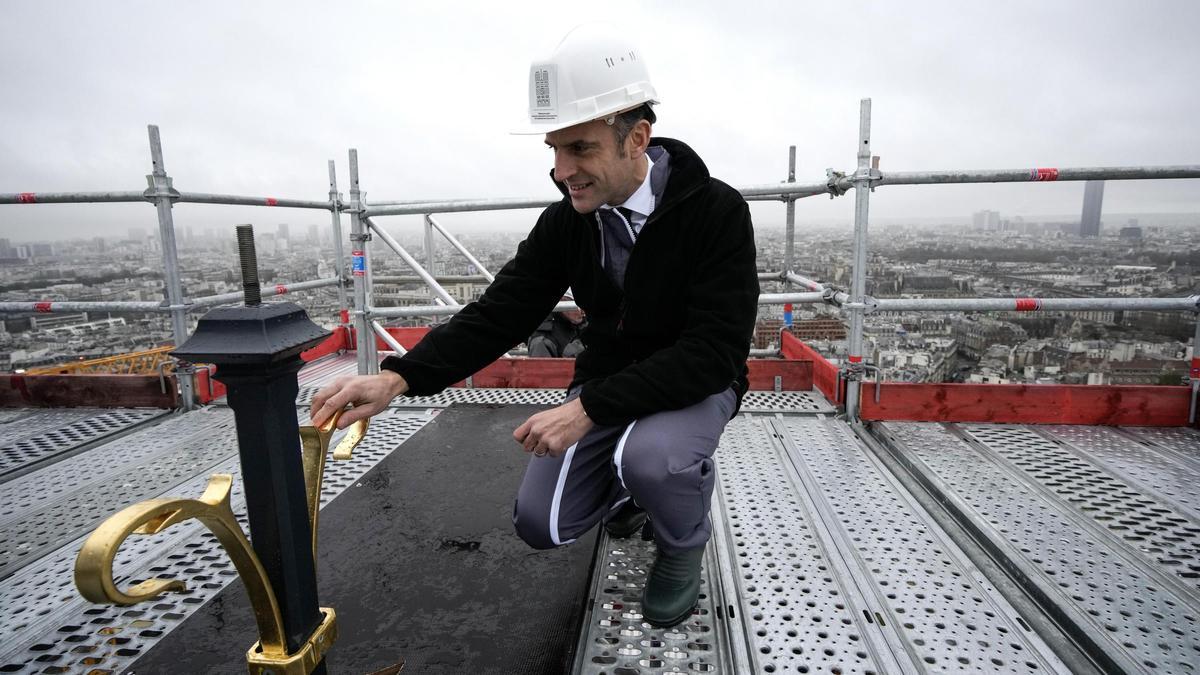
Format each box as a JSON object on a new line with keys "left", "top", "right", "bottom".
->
{"left": 874, "top": 422, "right": 1200, "bottom": 674}
{"left": 0, "top": 407, "right": 432, "bottom": 673}
{"left": 574, "top": 415, "right": 1070, "bottom": 674}
{"left": 4, "top": 360, "right": 1200, "bottom": 674}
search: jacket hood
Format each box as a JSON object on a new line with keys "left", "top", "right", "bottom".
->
{"left": 548, "top": 137, "right": 711, "bottom": 213}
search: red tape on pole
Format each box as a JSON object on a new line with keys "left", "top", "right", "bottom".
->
{"left": 17, "top": 192, "right": 36, "bottom": 203}
{"left": 265, "top": 197, "right": 278, "bottom": 206}
{"left": 848, "top": 355, "right": 863, "bottom": 363}
{"left": 275, "top": 284, "right": 287, "bottom": 295}
{"left": 1190, "top": 357, "right": 1199, "bottom": 378}
{"left": 34, "top": 301, "right": 52, "bottom": 313}
{"left": 1014, "top": 298, "right": 1041, "bottom": 311}
{"left": 1031, "top": 168, "right": 1059, "bottom": 181}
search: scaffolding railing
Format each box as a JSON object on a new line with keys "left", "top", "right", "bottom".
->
{"left": 2, "top": 105, "right": 1198, "bottom": 418}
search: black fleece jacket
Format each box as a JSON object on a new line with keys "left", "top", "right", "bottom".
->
{"left": 381, "top": 137, "right": 759, "bottom": 426}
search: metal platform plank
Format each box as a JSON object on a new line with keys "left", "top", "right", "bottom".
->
{"left": 1040, "top": 425, "right": 1200, "bottom": 521}
{"left": 0, "top": 408, "right": 232, "bottom": 526}
{"left": 1119, "top": 426, "right": 1200, "bottom": 470}
{"left": 0, "top": 407, "right": 165, "bottom": 480}
{"left": 877, "top": 421, "right": 1200, "bottom": 675}
{"left": 296, "top": 351, "right": 357, "bottom": 387}
{"left": 774, "top": 417, "right": 1067, "bottom": 673}
{"left": 0, "top": 408, "right": 432, "bottom": 674}
{"left": 709, "top": 416, "right": 902, "bottom": 674}
{"left": 956, "top": 424, "right": 1200, "bottom": 595}
{"left": 0, "top": 410, "right": 242, "bottom": 579}
{"left": 573, "top": 532, "right": 733, "bottom": 675}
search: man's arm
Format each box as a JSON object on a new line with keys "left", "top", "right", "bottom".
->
{"left": 380, "top": 211, "right": 570, "bottom": 395}
{"left": 310, "top": 209, "right": 569, "bottom": 428}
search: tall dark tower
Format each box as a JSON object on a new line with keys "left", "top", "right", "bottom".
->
{"left": 1080, "top": 180, "right": 1104, "bottom": 237}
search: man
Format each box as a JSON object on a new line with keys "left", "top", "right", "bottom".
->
{"left": 311, "top": 24, "right": 758, "bottom": 628}
{"left": 527, "top": 299, "right": 586, "bottom": 358}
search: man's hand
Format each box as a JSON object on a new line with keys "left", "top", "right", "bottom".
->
{"left": 310, "top": 370, "right": 408, "bottom": 429}
{"left": 513, "top": 397, "right": 594, "bottom": 458}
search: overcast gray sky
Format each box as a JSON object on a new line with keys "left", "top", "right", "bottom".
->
{"left": 2, "top": 0, "right": 1198, "bottom": 242}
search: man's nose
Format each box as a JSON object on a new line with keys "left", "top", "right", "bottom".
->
{"left": 553, "top": 150, "right": 575, "bottom": 183}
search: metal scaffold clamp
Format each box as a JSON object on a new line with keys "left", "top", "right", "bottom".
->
{"left": 824, "top": 169, "right": 848, "bottom": 198}
{"left": 142, "top": 175, "right": 181, "bottom": 202}
{"left": 349, "top": 232, "right": 372, "bottom": 242}
{"left": 822, "top": 285, "right": 846, "bottom": 307}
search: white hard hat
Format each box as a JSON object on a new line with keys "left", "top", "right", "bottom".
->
{"left": 512, "top": 24, "right": 659, "bottom": 135}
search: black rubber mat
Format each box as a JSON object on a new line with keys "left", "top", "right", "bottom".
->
{"left": 129, "top": 404, "right": 597, "bottom": 674}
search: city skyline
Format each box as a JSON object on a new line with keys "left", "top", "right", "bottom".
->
{"left": 2, "top": 1, "right": 1198, "bottom": 241}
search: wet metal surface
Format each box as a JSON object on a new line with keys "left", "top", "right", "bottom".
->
{"left": 0, "top": 408, "right": 430, "bottom": 674}
{"left": 129, "top": 404, "right": 595, "bottom": 675}
{"left": 877, "top": 421, "right": 1200, "bottom": 674}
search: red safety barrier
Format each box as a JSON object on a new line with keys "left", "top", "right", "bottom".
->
{"left": 457, "top": 358, "right": 576, "bottom": 389}
{"left": 746, "top": 359, "right": 813, "bottom": 391}
{"left": 376, "top": 326, "right": 432, "bottom": 351}
{"left": 193, "top": 368, "right": 226, "bottom": 404}
{"left": 302, "top": 326, "right": 350, "bottom": 362}
{"left": 859, "top": 382, "right": 1192, "bottom": 426}
{"left": 0, "top": 374, "right": 179, "bottom": 408}
{"left": 781, "top": 332, "right": 841, "bottom": 403}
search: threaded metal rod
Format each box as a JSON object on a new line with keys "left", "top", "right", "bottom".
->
{"left": 236, "top": 224, "right": 262, "bottom": 306}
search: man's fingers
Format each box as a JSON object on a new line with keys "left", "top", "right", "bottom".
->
{"left": 310, "top": 387, "right": 334, "bottom": 424}
{"left": 336, "top": 403, "right": 375, "bottom": 429}
{"left": 513, "top": 419, "right": 531, "bottom": 444}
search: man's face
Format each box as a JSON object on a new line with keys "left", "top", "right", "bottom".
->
{"left": 545, "top": 119, "right": 643, "bottom": 214}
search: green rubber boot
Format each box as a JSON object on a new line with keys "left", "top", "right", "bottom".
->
{"left": 604, "top": 500, "right": 648, "bottom": 539}
{"left": 642, "top": 545, "right": 705, "bottom": 628}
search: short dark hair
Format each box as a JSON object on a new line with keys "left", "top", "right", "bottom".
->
{"left": 611, "top": 103, "right": 657, "bottom": 151}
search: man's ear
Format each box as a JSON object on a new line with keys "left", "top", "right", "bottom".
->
{"left": 628, "top": 119, "right": 652, "bottom": 159}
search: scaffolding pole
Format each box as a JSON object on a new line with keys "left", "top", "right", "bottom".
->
{"left": 870, "top": 296, "right": 1200, "bottom": 313}
{"left": 0, "top": 300, "right": 166, "bottom": 313}
{"left": 784, "top": 145, "right": 797, "bottom": 276}
{"left": 427, "top": 215, "right": 496, "bottom": 283}
{"left": 845, "top": 99, "right": 873, "bottom": 421}
{"left": 0, "top": 191, "right": 145, "bottom": 204}
{"left": 145, "top": 125, "right": 195, "bottom": 411}
{"left": 370, "top": 292, "right": 825, "bottom": 319}
{"left": 375, "top": 275, "right": 491, "bottom": 284}
{"left": 364, "top": 217, "right": 460, "bottom": 307}
{"left": 372, "top": 320, "right": 408, "bottom": 356}
{"left": 1191, "top": 316, "right": 1200, "bottom": 426}
{"left": 347, "top": 149, "right": 378, "bottom": 374}
{"left": 175, "top": 192, "right": 331, "bottom": 209}
{"left": 188, "top": 277, "right": 342, "bottom": 309}
{"left": 328, "top": 160, "right": 349, "bottom": 322}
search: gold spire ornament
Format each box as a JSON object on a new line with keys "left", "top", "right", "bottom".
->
{"left": 73, "top": 408, "right": 367, "bottom": 675}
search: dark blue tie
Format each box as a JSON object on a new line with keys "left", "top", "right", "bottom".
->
{"left": 599, "top": 207, "right": 635, "bottom": 289}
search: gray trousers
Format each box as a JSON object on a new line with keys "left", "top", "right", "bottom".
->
{"left": 512, "top": 387, "right": 737, "bottom": 554}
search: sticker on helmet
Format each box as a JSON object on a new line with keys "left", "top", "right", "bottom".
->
{"left": 531, "top": 65, "right": 557, "bottom": 120}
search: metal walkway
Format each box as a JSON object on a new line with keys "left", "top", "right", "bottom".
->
{"left": 2, "top": 371, "right": 1198, "bottom": 673}
{"left": 0, "top": 404, "right": 433, "bottom": 674}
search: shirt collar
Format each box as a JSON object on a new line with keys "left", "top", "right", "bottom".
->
{"left": 603, "top": 153, "right": 655, "bottom": 218}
